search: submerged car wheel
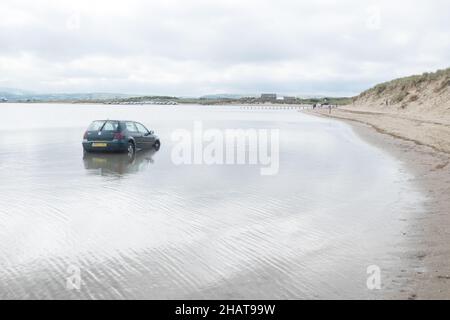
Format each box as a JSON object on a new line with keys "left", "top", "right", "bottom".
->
{"left": 153, "top": 140, "right": 161, "bottom": 151}
{"left": 127, "top": 141, "right": 135, "bottom": 158}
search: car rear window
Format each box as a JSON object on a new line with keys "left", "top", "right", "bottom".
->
{"left": 102, "top": 121, "right": 119, "bottom": 131}
{"left": 88, "top": 121, "right": 119, "bottom": 131}
{"left": 88, "top": 121, "right": 104, "bottom": 131}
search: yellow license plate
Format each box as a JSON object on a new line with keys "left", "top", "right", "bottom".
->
{"left": 92, "top": 142, "right": 107, "bottom": 147}
{"left": 93, "top": 158, "right": 107, "bottom": 164}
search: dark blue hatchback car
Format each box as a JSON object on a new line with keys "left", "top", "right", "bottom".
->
{"left": 82, "top": 120, "right": 160, "bottom": 156}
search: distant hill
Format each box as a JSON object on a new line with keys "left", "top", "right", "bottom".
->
{"left": 0, "top": 87, "right": 35, "bottom": 96}
{"left": 34, "top": 93, "right": 134, "bottom": 102}
{"left": 0, "top": 87, "right": 36, "bottom": 101}
{"left": 200, "top": 94, "right": 258, "bottom": 100}
{"left": 0, "top": 88, "right": 134, "bottom": 102}
{"left": 353, "top": 68, "right": 450, "bottom": 115}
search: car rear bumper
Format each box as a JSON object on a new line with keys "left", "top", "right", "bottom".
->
{"left": 82, "top": 141, "right": 128, "bottom": 153}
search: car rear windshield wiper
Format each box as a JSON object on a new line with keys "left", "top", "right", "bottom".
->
{"left": 99, "top": 121, "right": 107, "bottom": 131}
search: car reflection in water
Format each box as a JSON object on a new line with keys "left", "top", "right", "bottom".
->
{"left": 83, "top": 149, "right": 157, "bottom": 176}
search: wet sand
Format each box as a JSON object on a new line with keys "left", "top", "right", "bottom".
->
{"left": 306, "top": 108, "right": 450, "bottom": 299}
{"left": 0, "top": 103, "right": 426, "bottom": 299}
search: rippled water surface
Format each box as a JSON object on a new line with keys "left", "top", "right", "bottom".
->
{"left": 0, "top": 103, "right": 423, "bottom": 299}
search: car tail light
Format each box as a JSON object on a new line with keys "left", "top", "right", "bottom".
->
{"left": 113, "top": 132, "right": 124, "bottom": 140}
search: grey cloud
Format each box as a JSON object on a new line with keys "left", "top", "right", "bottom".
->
{"left": 0, "top": 0, "right": 449, "bottom": 95}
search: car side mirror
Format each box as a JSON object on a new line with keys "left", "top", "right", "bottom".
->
{"left": 148, "top": 130, "right": 154, "bottom": 135}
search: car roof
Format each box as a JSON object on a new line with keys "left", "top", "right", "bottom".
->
{"left": 92, "top": 120, "right": 141, "bottom": 123}
{"left": 91, "top": 120, "right": 149, "bottom": 128}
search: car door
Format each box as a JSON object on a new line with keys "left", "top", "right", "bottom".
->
{"left": 124, "top": 122, "right": 143, "bottom": 149}
{"left": 135, "top": 122, "right": 154, "bottom": 149}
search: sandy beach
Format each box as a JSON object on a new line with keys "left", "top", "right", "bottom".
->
{"left": 306, "top": 106, "right": 450, "bottom": 299}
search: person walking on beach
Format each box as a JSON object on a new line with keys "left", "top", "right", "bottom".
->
{"left": 328, "top": 104, "right": 332, "bottom": 114}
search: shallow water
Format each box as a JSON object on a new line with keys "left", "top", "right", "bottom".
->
{"left": 0, "top": 103, "right": 423, "bottom": 299}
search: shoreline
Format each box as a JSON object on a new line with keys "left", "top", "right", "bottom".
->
{"left": 304, "top": 109, "right": 450, "bottom": 299}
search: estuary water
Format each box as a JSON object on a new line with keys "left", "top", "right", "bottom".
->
{"left": 0, "top": 103, "right": 424, "bottom": 299}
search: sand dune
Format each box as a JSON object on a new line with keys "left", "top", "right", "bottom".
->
{"left": 327, "top": 68, "right": 450, "bottom": 153}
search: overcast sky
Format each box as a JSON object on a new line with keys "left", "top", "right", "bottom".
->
{"left": 0, "top": 0, "right": 449, "bottom": 96}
